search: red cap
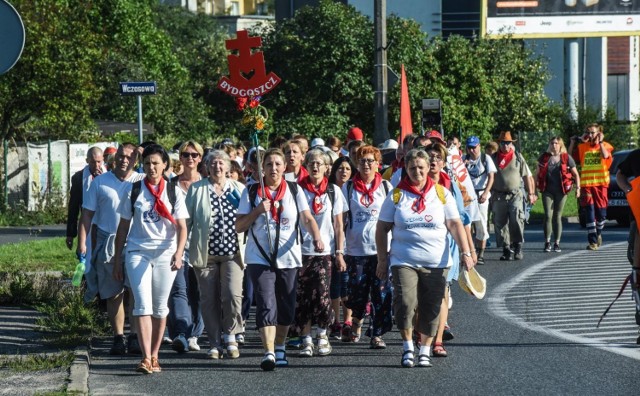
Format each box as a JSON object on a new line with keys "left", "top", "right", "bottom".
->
{"left": 104, "top": 146, "right": 117, "bottom": 156}
{"left": 424, "top": 130, "right": 445, "bottom": 144}
{"left": 347, "top": 127, "right": 364, "bottom": 141}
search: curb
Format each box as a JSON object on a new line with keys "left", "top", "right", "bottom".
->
{"left": 67, "top": 346, "right": 90, "bottom": 395}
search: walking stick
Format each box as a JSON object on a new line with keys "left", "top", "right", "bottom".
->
{"left": 250, "top": 130, "right": 274, "bottom": 257}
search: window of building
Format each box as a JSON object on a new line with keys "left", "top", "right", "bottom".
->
{"left": 607, "top": 74, "right": 629, "bottom": 120}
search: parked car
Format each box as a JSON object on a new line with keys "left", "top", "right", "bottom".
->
{"left": 579, "top": 149, "right": 632, "bottom": 227}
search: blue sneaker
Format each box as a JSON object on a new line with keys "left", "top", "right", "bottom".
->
{"left": 172, "top": 333, "right": 188, "bottom": 353}
{"left": 286, "top": 336, "right": 302, "bottom": 349}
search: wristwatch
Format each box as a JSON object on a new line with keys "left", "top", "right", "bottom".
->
{"left": 335, "top": 250, "right": 344, "bottom": 255}
{"left": 461, "top": 251, "right": 472, "bottom": 258}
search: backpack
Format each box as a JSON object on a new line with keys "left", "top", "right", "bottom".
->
{"left": 392, "top": 184, "right": 447, "bottom": 205}
{"left": 345, "top": 179, "right": 391, "bottom": 229}
{"left": 131, "top": 176, "right": 177, "bottom": 215}
{"left": 248, "top": 180, "right": 302, "bottom": 269}
{"left": 464, "top": 153, "right": 489, "bottom": 178}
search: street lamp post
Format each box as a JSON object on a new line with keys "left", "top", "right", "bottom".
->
{"left": 373, "top": 0, "right": 389, "bottom": 146}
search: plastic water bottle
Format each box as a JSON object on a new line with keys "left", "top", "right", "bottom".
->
{"left": 72, "top": 254, "right": 86, "bottom": 287}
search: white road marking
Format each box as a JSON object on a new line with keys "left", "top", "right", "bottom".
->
{"left": 489, "top": 242, "right": 640, "bottom": 361}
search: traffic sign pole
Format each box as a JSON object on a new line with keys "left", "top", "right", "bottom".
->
{"left": 119, "top": 81, "right": 157, "bottom": 144}
{"left": 137, "top": 95, "right": 143, "bottom": 145}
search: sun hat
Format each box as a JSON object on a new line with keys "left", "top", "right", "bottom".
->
{"left": 497, "top": 131, "right": 517, "bottom": 142}
{"left": 378, "top": 139, "right": 399, "bottom": 151}
{"left": 466, "top": 136, "right": 480, "bottom": 147}
{"left": 424, "top": 130, "right": 445, "bottom": 144}
{"left": 310, "top": 138, "right": 325, "bottom": 148}
{"left": 458, "top": 267, "right": 487, "bottom": 299}
{"left": 347, "top": 127, "right": 364, "bottom": 141}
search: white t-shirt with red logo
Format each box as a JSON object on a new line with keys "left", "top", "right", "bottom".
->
{"left": 300, "top": 184, "right": 347, "bottom": 256}
{"left": 342, "top": 180, "right": 392, "bottom": 257}
{"left": 118, "top": 181, "right": 189, "bottom": 252}
{"left": 238, "top": 182, "right": 310, "bottom": 269}
{"left": 378, "top": 186, "right": 459, "bottom": 269}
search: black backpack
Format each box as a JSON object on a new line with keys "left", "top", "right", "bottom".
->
{"left": 130, "top": 176, "right": 177, "bottom": 215}
{"left": 248, "top": 181, "right": 303, "bottom": 269}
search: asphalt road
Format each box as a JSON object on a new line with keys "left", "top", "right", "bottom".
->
{"left": 87, "top": 221, "right": 638, "bottom": 396}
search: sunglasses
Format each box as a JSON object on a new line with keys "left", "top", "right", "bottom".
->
{"left": 359, "top": 158, "right": 377, "bottom": 165}
{"left": 181, "top": 152, "right": 200, "bottom": 159}
{"left": 499, "top": 141, "right": 512, "bottom": 146}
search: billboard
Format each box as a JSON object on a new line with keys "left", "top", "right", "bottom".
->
{"left": 482, "top": 0, "right": 640, "bottom": 38}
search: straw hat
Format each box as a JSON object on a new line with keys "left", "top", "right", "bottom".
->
{"left": 497, "top": 131, "right": 517, "bottom": 142}
{"left": 458, "top": 267, "right": 487, "bottom": 299}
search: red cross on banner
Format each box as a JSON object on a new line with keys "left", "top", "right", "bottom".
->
{"left": 218, "top": 30, "right": 281, "bottom": 98}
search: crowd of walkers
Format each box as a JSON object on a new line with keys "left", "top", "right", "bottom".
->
{"left": 66, "top": 123, "right": 626, "bottom": 373}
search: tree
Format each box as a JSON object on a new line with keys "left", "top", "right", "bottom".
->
{"left": 0, "top": 0, "right": 218, "bottom": 142}
{"left": 0, "top": 1, "right": 103, "bottom": 140}
{"left": 259, "top": 0, "right": 374, "bottom": 140}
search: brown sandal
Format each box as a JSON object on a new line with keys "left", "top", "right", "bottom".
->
{"left": 432, "top": 341, "right": 447, "bottom": 357}
{"left": 369, "top": 336, "right": 386, "bottom": 349}
{"left": 151, "top": 357, "right": 161, "bottom": 373}
{"left": 136, "top": 358, "right": 153, "bottom": 374}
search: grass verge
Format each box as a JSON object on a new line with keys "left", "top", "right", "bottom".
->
{"left": 0, "top": 237, "right": 73, "bottom": 272}
{"left": 0, "top": 351, "right": 75, "bottom": 372}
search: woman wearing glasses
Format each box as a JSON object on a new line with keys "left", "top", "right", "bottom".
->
{"left": 341, "top": 145, "right": 393, "bottom": 348}
{"left": 375, "top": 146, "right": 474, "bottom": 368}
{"left": 294, "top": 149, "right": 347, "bottom": 357}
{"left": 166, "top": 142, "right": 205, "bottom": 353}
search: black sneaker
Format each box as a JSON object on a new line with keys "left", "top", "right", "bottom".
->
{"left": 128, "top": 333, "right": 141, "bottom": 355}
{"left": 499, "top": 247, "right": 513, "bottom": 261}
{"left": 543, "top": 242, "right": 551, "bottom": 252}
{"left": 553, "top": 243, "right": 561, "bottom": 253}
{"left": 110, "top": 334, "right": 127, "bottom": 355}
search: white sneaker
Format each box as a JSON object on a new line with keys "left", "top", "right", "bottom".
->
{"left": 316, "top": 335, "right": 332, "bottom": 356}
{"left": 206, "top": 348, "right": 221, "bottom": 359}
{"left": 188, "top": 337, "right": 200, "bottom": 351}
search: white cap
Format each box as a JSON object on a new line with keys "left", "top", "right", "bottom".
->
{"left": 310, "top": 138, "right": 325, "bottom": 148}
{"left": 378, "top": 139, "right": 399, "bottom": 151}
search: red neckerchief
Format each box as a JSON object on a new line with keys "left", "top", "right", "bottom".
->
{"left": 299, "top": 176, "right": 328, "bottom": 215}
{"left": 143, "top": 178, "right": 176, "bottom": 225}
{"left": 296, "top": 166, "right": 309, "bottom": 183}
{"left": 391, "top": 158, "right": 404, "bottom": 173}
{"left": 437, "top": 171, "right": 452, "bottom": 190}
{"left": 257, "top": 179, "right": 287, "bottom": 223}
{"left": 496, "top": 149, "right": 514, "bottom": 170}
{"left": 352, "top": 172, "right": 383, "bottom": 208}
{"left": 397, "top": 176, "right": 434, "bottom": 214}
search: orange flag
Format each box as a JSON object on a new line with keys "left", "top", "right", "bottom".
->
{"left": 627, "top": 177, "right": 640, "bottom": 233}
{"left": 398, "top": 64, "right": 413, "bottom": 146}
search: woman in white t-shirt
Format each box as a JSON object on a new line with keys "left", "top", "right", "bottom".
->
{"left": 375, "top": 148, "right": 474, "bottom": 369}
{"left": 341, "top": 145, "right": 393, "bottom": 348}
{"left": 114, "top": 144, "right": 189, "bottom": 375}
{"left": 236, "top": 148, "right": 324, "bottom": 371}
{"left": 295, "top": 149, "right": 347, "bottom": 357}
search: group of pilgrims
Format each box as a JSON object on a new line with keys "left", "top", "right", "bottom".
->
{"left": 91, "top": 128, "right": 481, "bottom": 374}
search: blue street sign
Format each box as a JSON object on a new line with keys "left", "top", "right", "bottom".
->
{"left": 119, "top": 81, "right": 157, "bottom": 96}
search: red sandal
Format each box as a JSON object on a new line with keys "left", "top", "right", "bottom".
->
{"left": 432, "top": 341, "right": 447, "bottom": 357}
